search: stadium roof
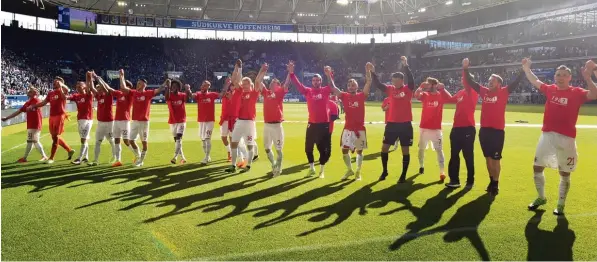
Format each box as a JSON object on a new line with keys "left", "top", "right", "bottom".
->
{"left": 45, "top": 0, "right": 519, "bottom": 26}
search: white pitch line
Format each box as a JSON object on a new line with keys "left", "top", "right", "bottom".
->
{"left": 192, "top": 211, "right": 597, "bottom": 261}
{"left": 1, "top": 133, "right": 51, "bottom": 154}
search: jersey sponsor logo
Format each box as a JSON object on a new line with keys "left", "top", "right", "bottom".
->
{"left": 393, "top": 91, "right": 406, "bottom": 98}
{"left": 52, "top": 95, "right": 59, "bottom": 101}
{"left": 483, "top": 96, "right": 498, "bottom": 103}
{"left": 426, "top": 101, "right": 439, "bottom": 107}
{"left": 243, "top": 94, "right": 251, "bottom": 99}
{"left": 99, "top": 98, "right": 105, "bottom": 104}
{"left": 312, "top": 93, "right": 323, "bottom": 100}
{"left": 550, "top": 96, "right": 568, "bottom": 106}
{"left": 348, "top": 101, "right": 359, "bottom": 108}
{"left": 137, "top": 96, "right": 146, "bottom": 101}
{"left": 78, "top": 98, "right": 86, "bottom": 103}
{"left": 174, "top": 100, "right": 183, "bottom": 105}
{"left": 119, "top": 96, "right": 126, "bottom": 101}
{"left": 200, "top": 98, "right": 212, "bottom": 103}
{"left": 267, "top": 92, "right": 276, "bottom": 99}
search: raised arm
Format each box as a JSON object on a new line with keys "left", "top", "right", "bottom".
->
{"left": 324, "top": 66, "right": 342, "bottom": 96}
{"left": 154, "top": 79, "right": 169, "bottom": 96}
{"left": 462, "top": 58, "right": 481, "bottom": 93}
{"left": 219, "top": 77, "right": 232, "bottom": 98}
{"left": 184, "top": 84, "right": 193, "bottom": 99}
{"left": 287, "top": 61, "right": 307, "bottom": 94}
{"left": 255, "top": 63, "right": 268, "bottom": 93}
{"left": 282, "top": 73, "right": 290, "bottom": 93}
{"left": 94, "top": 73, "right": 114, "bottom": 93}
{"left": 86, "top": 71, "right": 99, "bottom": 96}
{"left": 370, "top": 69, "right": 387, "bottom": 93}
{"left": 583, "top": 60, "right": 597, "bottom": 100}
{"left": 363, "top": 62, "right": 373, "bottom": 96}
{"left": 414, "top": 82, "right": 428, "bottom": 100}
{"left": 231, "top": 59, "right": 243, "bottom": 90}
{"left": 58, "top": 83, "right": 70, "bottom": 100}
{"left": 507, "top": 70, "right": 525, "bottom": 93}
{"left": 119, "top": 69, "right": 132, "bottom": 94}
{"left": 522, "top": 58, "right": 544, "bottom": 89}
{"left": 401, "top": 56, "right": 415, "bottom": 91}
{"left": 439, "top": 84, "right": 457, "bottom": 103}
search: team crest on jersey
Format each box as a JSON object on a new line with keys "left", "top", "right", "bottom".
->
{"left": 550, "top": 96, "right": 568, "bottom": 106}
{"left": 99, "top": 98, "right": 105, "bottom": 104}
{"left": 119, "top": 96, "right": 126, "bottom": 101}
{"left": 483, "top": 96, "right": 498, "bottom": 103}
{"left": 426, "top": 101, "right": 439, "bottom": 107}
{"left": 243, "top": 94, "right": 251, "bottom": 99}
{"left": 52, "top": 95, "right": 58, "bottom": 100}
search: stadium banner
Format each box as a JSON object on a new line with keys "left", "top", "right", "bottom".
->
{"left": 174, "top": 19, "right": 294, "bottom": 32}
{"left": 106, "top": 70, "right": 120, "bottom": 80}
{"left": 165, "top": 71, "right": 183, "bottom": 79}
{"left": 60, "top": 68, "right": 72, "bottom": 74}
{"left": 349, "top": 73, "right": 364, "bottom": 78}
{"left": 213, "top": 72, "right": 229, "bottom": 80}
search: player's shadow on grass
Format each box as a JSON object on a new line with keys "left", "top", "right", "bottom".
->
{"left": 525, "top": 210, "right": 575, "bottom": 261}
{"left": 389, "top": 187, "right": 470, "bottom": 251}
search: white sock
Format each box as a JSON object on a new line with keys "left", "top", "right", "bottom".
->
{"left": 94, "top": 140, "right": 102, "bottom": 162}
{"left": 174, "top": 139, "right": 181, "bottom": 159}
{"left": 309, "top": 162, "right": 315, "bottom": 170}
{"left": 248, "top": 147, "right": 255, "bottom": 166}
{"left": 115, "top": 143, "right": 122, "bottom": 161}
{"left": 356, "top": 153, "right": 363, "bottom": 171}
{"left": 436, "top": 149, "right": 445, "bottom": 173}
{"left": 24, "top": 142, "right": 33, "bottom": 159}
{"left": 205, "top": 140, "right": 212, "bottom": 158}
{"left": 140, "top": 150, "right": 147, "bottom": 162}
{"left": 253, "top": 144, "right": 259, "bottom": 156}
{"left": 418, "top": 146, "right": 425, "bottom": 168}
{"left": 231, "top": 147, "right": 238, "bottom": 167}
{"left": 239, "top": 140, "right": 248, "bottom": 160}
{"left": 107, "top": 138, "right": 116, "bottom": 159}
{"left": 129, "top": 144, "right": 140, "bottom": 158}
{"left": 266, "top": 150, "right": 275, "bottom": 166}
{"left": 558, "top": 176, "right": 571, "bottom": 206}
{"left": 84, "top": 143, "right": 89, "bottom": 159}
{"left": 534, "top": 171, "right": 546, "bottom": 199}
{"left": 343, "top": 153, "right": 353, "bottom": 171}
{"left": 320, "top": 164, "right": 325, "bottom": 173}
{"left": 226, "top": 144, "right": 231, "bottom": 153}
{"left": 178, "top": 140, "right": 185, "bottom": 160}
{"left": 276, "top": 149, "right": 283, "bottom": 170}
{"left": 34, "top": 141, "right": 46, "bottom": 158}
{"left": 79, "top": 143, "right": 86, "bottom": 159}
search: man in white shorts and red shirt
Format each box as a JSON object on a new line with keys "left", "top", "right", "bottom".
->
{"left": 2, "top": 86, "right": 48, "bottom": 162}
{"left": 524, "top": 59, "right": 597, "bottom": 215}
{"left": 69, "top": 80, "right": 94, "bottom": 165}
{"left": 414, "top": 77, "right": 447, "bottom": 182}
{"left": 195, "top": 80, "right": 228, "bottom": 164}
{"left": 166, "top": 80, "right": 189, "bottom": 164}
{"left": 226, "top": 60, "right": 260, "bottom": 173}
{"left": 129, "top": 76, "right": 167, "bottom": 167}
{"left": 326, "top": 63, "right": 372, "bottom": 181}
{"left": 87, "top": 71, "right": 117, "bottom": 166}
{"left": 255, "top": 63, "right": 290, "bottom": 176}
{"left": 220, "top": 78, "right": 249, "bottom": 167}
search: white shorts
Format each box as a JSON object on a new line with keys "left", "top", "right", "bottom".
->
{"left": 131, "top": 120, "right": 150, "bottom": 142}
{"left": 113, "top": 120, "right": 130, "bottom": 139}
{"left": 534, "top": 131, "right": 578, "bottom": 172}
{"left": 169, "top": 122, "right": 186, "bottom": 137}
{"left": 264, "top": 123, "right": 284, "bottom": 150}
{"left": 341, "top": 129, "right": 368, "bottom": 151}
{"left": 419, "top": 128, "right": 443, "bottom": 151}
{"left": 96, "top": 121, "right": 114, "bottom": 140}
{"left": 199, "top": 121, "right": 215, "bottom": 140}
{"left": 27, "top": 129, "right": 41, "bottom": 141}
{"left": 220, "top": 121, "right": 230, "bottom": 137}
{"left": 77, "top": 119, "right": 93, "bottom": 139}
{"left": 231, "top": 120, "right": 257, "bottom": 145}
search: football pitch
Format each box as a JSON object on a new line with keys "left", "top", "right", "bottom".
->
{"left": 2, "top": 102, "right": 597, "bottom": 260}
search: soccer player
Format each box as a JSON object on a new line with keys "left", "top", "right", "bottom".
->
{"left": 461, "top": 58, "right": 524, "bottom": 195}
{"left": 288, "top": 61, "right": 332, "bottom": 178}
{"left": 440, "top": 69, "right": 479, "bottom": 189}
{"left": 88, "top": 71, "right": 117, "bottom": 166}
{"left": 33, "top": 77, "right": 75, "bottom": 164}
{"left": 225, "top": 60, "right": 261, "bottom": 173}
{"left": 195, "top": 80, "right": 228, "bottom": 164}
{"left": 524, "top": 59, "right": 597, "bottom": 215}
{"left": 2, "top": 86, "right": 48, "bottom": 162}
{"left": 328, "top": 95, "right": 339, "bottom": 135}
{"left": 166, "top": 80, "right": 189, "bottom": 164}
{"left": 129, "top": 76, "right": 167, "bottom": 167}
{"left": 370, "top": 56, "right": 415, "bottom": 183}
{"left": 326, "top": 63, "right": 372, "bottom": 181}
{"left": 255, "top": 64, "right": 290, "bottom": 176}
{"left": 98, "top": 69, "right": 135, "bottom": 167}
{"left": 414, "top": 78, "right": 446, "bottom": 182}
{"left": 69, "top": 80, "right": 94, "bottom": 165}
{"left": 381, "top": 97, "right": 399, "bottom": 151}
{"left": 220, "top": 77, "right": 249, "bottom": 167}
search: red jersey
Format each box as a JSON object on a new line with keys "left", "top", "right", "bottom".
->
{"left": 442, "top": 87, "right": 478, "bottom": 128}
{"left": 262, "top": 87, "right": 287, "bottom": 123}
{"left": 290, "top": 73, "right": 331, "bottom": 123}
{"left": 339, "top": 92, "right": 365, "bottom": 131}
{"left": 478, "top": 86, "right": 509, "bottom": 130}
{"left": 382, "top": 97, "right": 390, "bottom": 123}
{"left": 45, "top": 89, "right": 66, "bottom": 116}
{"left": 131, "top": 90, "right": 155, "bottom": 121}
{"left": 20, "top": 98, "right": 42, "bottom": 130}
{"left": 220, "top": 92, "right": 231, "bottom": 122}
{"left": 70, "top": 93, "right": 93, "bottom": 120}
{"left": 96, "top": 92, "right": 114, "bottom": 122}
{"left": 195, "top": 91, "right": 219, "bottom": 122}
{"left": 540, "top": 84, "right": 588, "bottom": 138}
{"left": 113, "top": 90, "right": 133, "bottom": 121}
{"left": 167, "top": 92, "right": 187, "bottom": 124}
{"left": 385, "top": 85, "right": 413, "bottom": 123}
{"left": 238, "top": 90, "right": 260, "bottom": 120}
{"left": 228, "top": 89, "right": 243, "bottom": 118}
{"left": 418, "top": 92, "right": 444, "bottom": 130}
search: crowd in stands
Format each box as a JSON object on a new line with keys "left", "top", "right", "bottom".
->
{"left": 1, "top": 25, "right": 594, "bottom": 106}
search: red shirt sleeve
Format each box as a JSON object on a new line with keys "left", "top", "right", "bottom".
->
{"left": 20, "top": 100, "right": 30, "bottom": 112}
{"left": 576, "top": 87, "right": 589, "bottom": 103}
{"left": 539, "top": 84, "right": 552, "bottom": 94}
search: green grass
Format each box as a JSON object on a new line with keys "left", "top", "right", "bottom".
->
{"left": 2, "top": 102, "right": 597, "bottom": 260}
